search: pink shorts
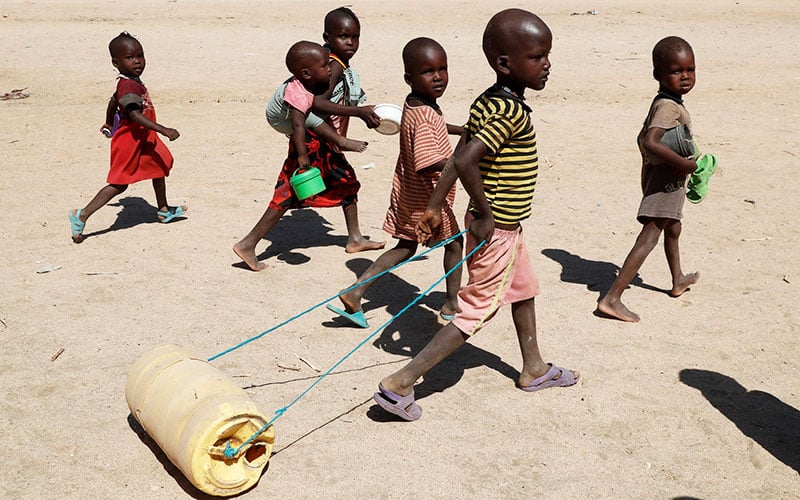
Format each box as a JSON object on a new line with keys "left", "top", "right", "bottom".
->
{"left": 452, "top": 215, "right": 540, "bottom": 336}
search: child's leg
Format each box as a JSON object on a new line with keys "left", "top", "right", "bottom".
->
{"left": 76, "top": 184, "right": 128, "bottom": 222}
{"left": 380, "top": 323, "right": 468, "bottom": 397}
{"left": 512, "top": 298, "right": 579, "bottom": 389}
{"left": 152, "top": 177, "right": 188, "bottom": 220}
{"left": 338, "top": 238, "right": 417, "bottom": 313}
{"left": 233, "top": 206, "right": 287, "bottom": 271}
{"left": 152, "top": 177, "right": 168, "bottom": 212}
{"left": 341, "top": 202, "right": 386, "bottom": 253}
{"left": 441, "top": 236, "right": 464, "bottom": 316}
{"left": 70, "top": 184, "right": 128, "bottom": 243}
{"left": 597, "top": 220, "right": 664, "bottom": 322}
{"left": 312, "top": 122, "right": 368, "bottom": 153}
{"left": 664, "top": 220, "right": 699, "bottom": 297}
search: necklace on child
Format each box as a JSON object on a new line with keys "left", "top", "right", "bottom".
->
{"left": 497, "top": 85, "right": 524, "bottom": 100}
{"left": 406, "top": 93, "right": 440, "bottom": 111}
{"left": 656, "top": 90, "right": 683, "bottom": 105}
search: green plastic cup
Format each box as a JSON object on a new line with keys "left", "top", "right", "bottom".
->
{"left": 290, "top": 167, "right": 325, "bottom": 200}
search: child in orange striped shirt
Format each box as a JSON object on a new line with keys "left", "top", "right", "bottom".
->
{"left": 327, "top": 37, "right": 464, "bottom": 328}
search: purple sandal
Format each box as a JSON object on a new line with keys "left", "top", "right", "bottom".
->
{"left": 520, "top": 363, "right": 579, "bottom": 392}
{"left": 373, "top": 384, "right": 422, "bottom": 421}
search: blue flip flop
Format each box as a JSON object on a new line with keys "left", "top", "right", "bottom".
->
{"left": 157, "top": 206, "right": 187, "bottom": 223}
{"left": 69, "top": 209, "right": 85, "bottom": 243}
{"left": 326, "top": 303, "right": 369, "bottom": 328}
{"left": 439, "top": 311, "right": 455, "bottom": 322}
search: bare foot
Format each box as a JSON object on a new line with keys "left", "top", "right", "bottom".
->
{"left": 233, "top": 242, "right": 266, "bottom": 271}
{"left": 597, "top": 296, "right": 640, "bottom": 322}
{"left": 345, "top": 237, "right": 386, "bottom": 253}
{"left": 336, "top": 137, "right": 368, "bottom": 153}
{"left": 670, "top": 272, "right": 699, "bottom": 297}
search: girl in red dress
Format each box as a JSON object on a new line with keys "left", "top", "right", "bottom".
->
{"left": 69, "top": 32, "right": 186, "bottom": 243}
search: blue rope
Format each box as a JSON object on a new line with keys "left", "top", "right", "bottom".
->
{"left": 207, "top": 230, "right": 467, "bottom": 362}
{"left": 222, "top": 238, "right": 486, "bottom": 458}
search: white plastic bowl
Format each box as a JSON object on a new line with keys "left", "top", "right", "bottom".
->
{"left": 373, "top": 103, "right": 402, "bottom": 135}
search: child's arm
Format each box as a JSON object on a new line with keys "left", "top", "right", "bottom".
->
{"left": 415, "top": 133, "right": 495, "bottom": 244}
{"left": 451, "top": 138, "right": 494, "bottom": 243}
{"left": 417, "top": 158, "right": 450, "bottom": 176}
{"left": 312, "top": 96, "right": 381, "bottom": 129}
{"left": 101, "top": 95, "right": 117, "bottom": 136}
{"left": 414, "top": 156, "right": 459, "bottom": 243}
{"left": 642, "top": 127, "right": 696, "bottom": 175}
{"left": 124, "top": 103, "right": 180, "bottom": 141}
{"left": 312, "top": 62, "right": 381, "bottom": 129}
{"left": 289, "top": 106, "right": 311, "bottom": 167}
{"left": 416, "top": 128, "right": 465, "bottom": 176}
{"left": 446, "top": 122, "right": 465, "bottom": 136}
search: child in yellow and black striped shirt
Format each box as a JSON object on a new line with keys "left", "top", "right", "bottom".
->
{"left": 373, "top": 9, "right": 579, "bottom": 422}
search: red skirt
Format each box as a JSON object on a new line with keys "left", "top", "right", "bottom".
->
{"left": 107, "top": 121, "right": 173, "bottom": 185}
{"left": 269, "top": 130, "right": 360, "bottom": 211}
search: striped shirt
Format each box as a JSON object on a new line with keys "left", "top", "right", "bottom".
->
{"left": 383, "top": 103, "right": 458, "bottom": 242}
{"left": 465, "top": 87, "right": 538, "bottom": 225}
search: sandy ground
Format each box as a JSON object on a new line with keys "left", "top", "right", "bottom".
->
{"left": 1, "top": 0, "right": 799, "bottom": 498}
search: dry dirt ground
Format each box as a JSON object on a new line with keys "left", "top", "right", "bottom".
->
{"left": 1, "top": 1, "right": 798, "bottom": 498}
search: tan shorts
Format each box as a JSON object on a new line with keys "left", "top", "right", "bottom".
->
{"left": 452, "top": 215, "right": 540, "bottom": 336}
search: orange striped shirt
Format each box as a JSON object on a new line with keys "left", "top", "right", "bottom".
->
{"left": 383, "top": 103, "right": 459, "bottom": 243}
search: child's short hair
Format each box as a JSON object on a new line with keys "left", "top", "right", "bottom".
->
{"left": 325, "top": 6, "right": 360, "bottom": 31}
{"left": 108, "top": 31, "right": 138, "bottom": 56}
{"left": 652, "top": 36, "right": 693, "bottom": 72}
{"left": 481, "top": 9, "right": 549, "bottom": 69}
{"left": 285, "top": 41, "right": 326, "bottom": 77}
{"left": 402, "top": 37, "right": 445, "bottom": 72}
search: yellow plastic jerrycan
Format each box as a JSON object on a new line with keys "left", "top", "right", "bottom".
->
{"left": 125, "top": 345, "right": 274, "bottom": 496}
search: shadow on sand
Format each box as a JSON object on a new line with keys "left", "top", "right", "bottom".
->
{"left": 322, "top": 255, "right": 519, "bottom": 421}
{"left": 541, "top": 247, "right": 668, "bottom": 298}
{"left": 680, "top": 368, "right": 800, "bottom": 474}
{"left": 127, "top": 413, "right": 259, "bottom": 499}
{"left": 79, "top": 196, "right": 182, "bottom": 241}
{"left": 253, "top": 208, "right": 370, "bottom": 266}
